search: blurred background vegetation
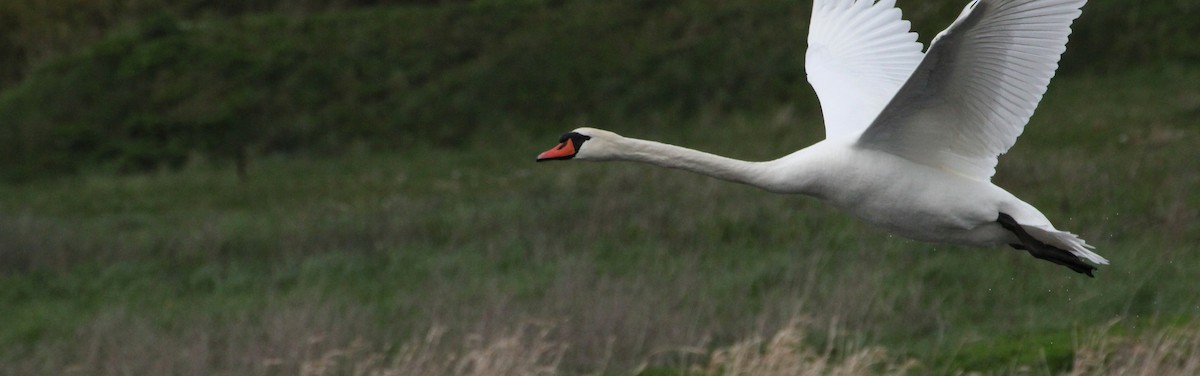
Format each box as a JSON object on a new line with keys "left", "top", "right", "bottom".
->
{"left": 1, "top": 0, "right": 1197, "bottom": 181}
{"left": 1, "top": 0, "right": 1198, "bottom": 375}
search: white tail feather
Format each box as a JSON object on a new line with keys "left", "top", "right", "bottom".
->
{"left": 1024, "top": 225, "right": 1109, "bottom": 265}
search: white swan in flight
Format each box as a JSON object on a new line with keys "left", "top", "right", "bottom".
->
{"left": 536, "top": 0, "right": 1108, "bottom": 276}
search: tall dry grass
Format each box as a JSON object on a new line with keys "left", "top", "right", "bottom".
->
{"left": 1070, "top": 322, "right": 1200, "bottom": 376}
{"left": 10, "top": 305, "right": 925, "bottom": 376}
{"left": 298, "top": 322, "right": 566, "bottom": 376}
{"left": 15, "top": 306, "right": 1200, "bottom": 376}
{"left": 39, "top": 302, "right": 379, "bottom": 375}
{"left": 267, "top": 314, "right": 924, "bottom": 376}
{"left": 696, "top": 317, "right": 917, "bottom": 376}
{"left": 7, "top": 301, "right": 567, "bottom": 376}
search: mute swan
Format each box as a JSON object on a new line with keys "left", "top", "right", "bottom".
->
{"left": 536, "top": 0, "right": 1108, "bottom": 276}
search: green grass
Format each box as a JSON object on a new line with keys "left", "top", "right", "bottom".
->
{"left": 2, "top": 62, "right": 1199, "bottom": 374}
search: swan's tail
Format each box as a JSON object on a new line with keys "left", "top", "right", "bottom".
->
{"left": 1022, "top": 225, "right": 1109, "bottom": 265}
{"left": 996, "top": 213, "right": 1108, "bottom": 277}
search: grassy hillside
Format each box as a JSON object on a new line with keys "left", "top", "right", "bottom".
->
{"left": 2, "top": 1, "right": 1199, "bottom": 181}
{"left": 0, "top": 2, "right": 811, "bottom": 180}
{"left": 0, "top": 0, "right": 456, "bottom": 89}
{"left": 2, "top": 63, "right": 1199, "bottom": 374}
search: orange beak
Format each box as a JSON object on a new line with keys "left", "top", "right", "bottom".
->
{"left": 536, "top": 139, "right": 578, "bottom": 162}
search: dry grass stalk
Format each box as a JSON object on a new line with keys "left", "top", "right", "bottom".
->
{"left": 299, "top": 321, "right": 566, "bottom": 376}
{"left": 1070, "top": 323, "right": 1200, "bottom": 376}
{"left": 696, "top": 318, "right": 916, "bottom": 376}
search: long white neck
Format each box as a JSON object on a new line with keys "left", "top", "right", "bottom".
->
{"left": 607, "top": 136, "right": 787, "bottom": 192}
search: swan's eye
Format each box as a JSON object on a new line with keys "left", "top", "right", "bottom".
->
{"left": 558, "top": 132, "right": 591, "bottom": 145}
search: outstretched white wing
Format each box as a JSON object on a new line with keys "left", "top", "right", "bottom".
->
{"left": 806, "top": 0, "right": 925, "bottom": 141}
{"left": 856, "top": 0, "right": 1086, "bottom": 179}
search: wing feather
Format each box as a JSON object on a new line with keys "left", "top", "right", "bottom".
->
{"left": 806, "top": 0, "right": 925, "bottom": 141}
{"left": 856, "top": 0, "right": 1086, "bottom": 179}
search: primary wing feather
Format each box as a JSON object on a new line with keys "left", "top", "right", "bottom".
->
{"left": 806, "top": 0, "right": 925, "bottom": 141}
{"left": 856, "top": 0, "right": 1086, "bottom": 179}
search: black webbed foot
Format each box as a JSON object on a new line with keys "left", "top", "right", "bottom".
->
{"left": 998, "top": 213, "right": 1097, "bottom": 278}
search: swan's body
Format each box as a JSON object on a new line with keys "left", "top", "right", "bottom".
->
{"left": 537, "top": 0, "right": 1108, "bottom": 276}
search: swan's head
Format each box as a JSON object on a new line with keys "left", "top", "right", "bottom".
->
{"left": 536, "top": 127, "right": 621, "bottom": 162}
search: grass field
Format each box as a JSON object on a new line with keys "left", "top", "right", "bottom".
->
{"left": 2, "top": 60, "right": 1198, "bottom": 374}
